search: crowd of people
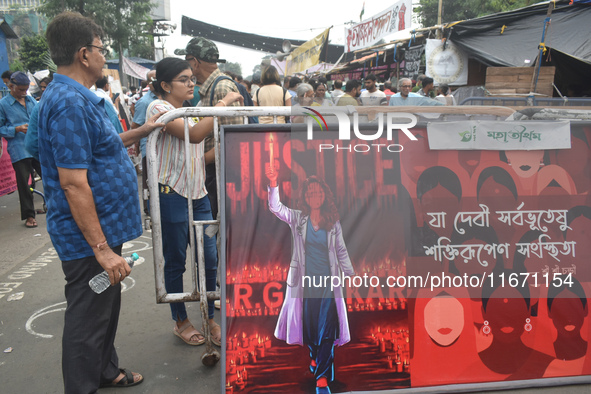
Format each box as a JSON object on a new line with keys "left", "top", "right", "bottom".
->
{"left": 165, "top": 69, "right": 458, "bottom": 114}
{"left": 0, "top": 9, "right": 463, "bottom": 393}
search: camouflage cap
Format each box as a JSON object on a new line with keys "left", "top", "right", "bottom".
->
{"left": 175, "top": 37, "right": 226, "bottom": 63}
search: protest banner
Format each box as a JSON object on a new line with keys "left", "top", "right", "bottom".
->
{"left": 286, "top": 29, "right": 330, "bottom": 75}
{"left": 345, "top": 0, "right": 412, "bottom": 53}
{"left": 222, "top": 119, "right": 591, "bottom": 392}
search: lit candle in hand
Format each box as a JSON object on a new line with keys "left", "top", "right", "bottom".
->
{"left": 269, "top": 133, "right": 274, "bottom": 171}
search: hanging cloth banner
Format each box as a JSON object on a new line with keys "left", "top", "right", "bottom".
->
{"left": 121, "top": 56, "right": 150, "bottom": 81}
{"left": 401, "top": 44, "right": 424, "bottom": 81}
{"left": 425, "top": 39, "right": 469, "bottom": 86}
{"left": 427, "top": 120, "right": 571, "bottom": 150}
{"left": 345, "top": 0, "right": 412, "bottom": 53}
{"left": 286, "top": 29, "right": 330, "bottom": 75}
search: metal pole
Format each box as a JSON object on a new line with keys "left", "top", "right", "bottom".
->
{"left": 530, "top": 2, "right": 554, "bottom": 95}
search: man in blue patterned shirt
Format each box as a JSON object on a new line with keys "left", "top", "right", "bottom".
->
{"left": 38, "top": 12, "right": 164, "bottom": 393}
{"left": 0, "top": 71, "right": 40, "bottom": 228}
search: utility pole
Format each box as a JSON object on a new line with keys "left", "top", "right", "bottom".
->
{"left": 436, "top": 0, "right": 443, "bottom": 38}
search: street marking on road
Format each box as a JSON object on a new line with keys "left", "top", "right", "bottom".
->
{"left": 25, "top": 276, "right": 136, "bottom": 339}
{"left": 0, "top": 282, "right": 22, "bottom": 301}
{"left": 7, "top": 292, "right": 24, "bottom": 301}
{"left": 20, "top": 242, "right": 150, "bottom": 338}
{"left": 26, "top": 301, "right": 66, "bottom": 339}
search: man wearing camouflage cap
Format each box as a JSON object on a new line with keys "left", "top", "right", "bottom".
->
{"left": 175, "top": 37, "right": 241, "bottom": 345}
{"left": 175, "top": 37, "right": 241, "bottom": 222}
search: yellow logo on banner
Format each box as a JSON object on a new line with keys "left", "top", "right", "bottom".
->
{"left": 285, "top": 28, "right": 330, "bottom": 75}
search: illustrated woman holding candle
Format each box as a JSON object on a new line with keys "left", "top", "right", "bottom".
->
{"left": 266, "top": 163, "right": 355, "bottom": 394}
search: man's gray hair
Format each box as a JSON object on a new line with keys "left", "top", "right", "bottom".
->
{"left": 398, "top": 78, "right": 413, "bottom": 89}
{"left": 296, "top": 83, "right": 314, "bottom": 97}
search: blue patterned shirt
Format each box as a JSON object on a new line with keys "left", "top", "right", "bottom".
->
{"left": 38, "top": 73, "right": 142, "bottom": 261}
{"left": 0, "top": 93, "right": 37, "bottom": 163}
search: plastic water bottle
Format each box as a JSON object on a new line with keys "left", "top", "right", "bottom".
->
{"left": 89, "top": 253, "right": 139, "bottom": 294}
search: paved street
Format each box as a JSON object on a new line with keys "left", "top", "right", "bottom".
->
{"left": 0, "top": 186, "right": 221, "bottom": 394}
{"left": 2, "top": 182, "right": 591, "bottom": 394}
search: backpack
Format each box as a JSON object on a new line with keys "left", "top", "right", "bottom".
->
{"left": 209, "top": 75, "right": 258, "bottom": 124}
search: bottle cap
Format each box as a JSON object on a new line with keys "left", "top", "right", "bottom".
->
{"left": 131, "top": 253, "right": 139, "bottom": 261}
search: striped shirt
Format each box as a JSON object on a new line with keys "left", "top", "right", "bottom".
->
{"left": 147, "top": 99, "right": 207, "bottom": 200}
{"left": 198, "top": 68, "right": 243, "bottom": 153}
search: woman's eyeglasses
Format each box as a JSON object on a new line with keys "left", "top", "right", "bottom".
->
{"left": 172, "top": 76, "right": 197, "bottom": 87}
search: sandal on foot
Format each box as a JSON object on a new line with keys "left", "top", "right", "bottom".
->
{"left": 25, "top": 218, "right": 38, "bottom": 228}
{"left": 100, "top": 368, "right": 143, "bottom": 388}
{"left": 174, "top": 321, "right": 205, "bottom": 346}
{"left": 209, "top": 322, "right": 222, "bottom": 347}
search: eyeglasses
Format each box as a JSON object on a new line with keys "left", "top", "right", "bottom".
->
{"left": 85, "top": 44, "right": 109, "bottom": 57}
{"left": 400, "top": 85, "right": 412, "bottom": 88}
{"left": 172, "top": 76, "right": 197, "bottom": 87}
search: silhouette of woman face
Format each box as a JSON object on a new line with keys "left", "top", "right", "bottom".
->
{"left": 484, "top": 286, "right": 529, "bottom": 344}
{"left": 305, "top": 182, "right": 325, "bottom": 210}
{"left": 424, "top": 295, "right": 464, "bottom": 346}
{"left": 458, "top": 150, "right": 481, "bottom": 177}
{"left": 556, "top": 134, "right": 590, "bottom": 179}
{"left": 566, "top": 216, "right": 591, "bottom": 281}
{"left": 550, "top": 289, "right": 586, "bottom": 338}
{"left": 506, "top": 150, "right": 544, "bottom": 178}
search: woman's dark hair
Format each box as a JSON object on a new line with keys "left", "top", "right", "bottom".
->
{"left": 153, "top": 57, "right": 191, "bottom": 96}
{"left": 261, "top": 65, "right": 281, "bottom": 86}
{"left": 548, "top": 275, "right": 587, "bottom": 312}
{"left": 572, "top": 129, "right": 590, "bottom": 149}
{"left": 40, "top": 76, "right": 53, "bottom": 85}
{"left": 315, "top": 82, "right": 327, "bottom": 92}
{"left": 564, "top": 205, "right": 591, "bottom": 239}
{"left": 241, "top": 79, "right": 252, "bottom": 90}
{"left": 482, "top": 269, "right": 531, "bottom": 312}
{"left": 46, "top": 11, "right": 104, "bottom": 67}
{"left": 416, "top": 166, "right": 462, "bottom": 202}
{"left": 298, "top": 176, "right": 339, "bottom": 231}
{"left": 476, "top": 166, "right": 518, "bottom": 200}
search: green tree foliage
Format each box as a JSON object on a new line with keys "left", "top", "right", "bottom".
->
{"left": 9, "top": 58, "right": 25, "bottom": 72}
{"left": 220, "top": 62, "right": 242, "bottom": 77}
{"left": 415, "top": 0, "right": 545, "bottom": 27}
{"left": 1, "top": 6, "right": 48, "bottom": 66}
{"left": 18, "top": 34, "right": 50, "bottom": 72}
{"left": 40, "top": 0, "right": 155, "bottom": 60}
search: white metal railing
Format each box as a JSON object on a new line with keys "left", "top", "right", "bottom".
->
{"left": 146, "top": 106, "right": 291, "bottom": 362}
{"left": 146, "top": 107, "right": 291, "bottom": 305}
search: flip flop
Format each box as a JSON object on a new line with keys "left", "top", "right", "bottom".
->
{"left": 100, "top": 368, "right": 143, "bottom": 388}
{"left": 174, "top": 322, "right": 206, "bottom": 346}
{"left": 209, "top": 322, "right": 222, "bottom": 347}
{"left": 25, "top": 218, "right": 38, "bottom": 228}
